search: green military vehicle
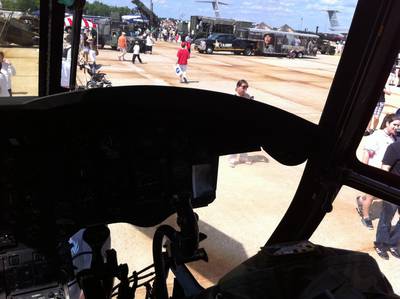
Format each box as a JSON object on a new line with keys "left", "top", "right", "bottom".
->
{"left": 109, "top": 30, "right": 146, "bottom": 53}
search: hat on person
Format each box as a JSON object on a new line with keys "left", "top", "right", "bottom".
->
{"left": 181, "top": 42, "right": 186, "bottom": 48}
{"left": 122, "top": 32, "right": 126, "bottom": 35}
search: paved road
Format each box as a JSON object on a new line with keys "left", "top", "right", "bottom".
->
{"left": 92, "top": 42, "right": 338, "bottom": 124}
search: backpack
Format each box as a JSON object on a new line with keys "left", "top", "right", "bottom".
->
{"left": 194, "top": 242, "right": 399, "bottom": 299}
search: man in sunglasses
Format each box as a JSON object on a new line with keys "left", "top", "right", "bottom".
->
{"left": 228, "top": 79, "right": 254, "bottom": 167}
{"left": 235, "top": 79, "right": 254, "bottom": 100}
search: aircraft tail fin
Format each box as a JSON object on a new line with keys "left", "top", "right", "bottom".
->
{"left": 327, "top": 10, "right": 340, "bottom": 28}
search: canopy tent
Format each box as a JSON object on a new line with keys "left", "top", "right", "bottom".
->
{"left": 64, "top": 16, "right": 97, "bottom": 29}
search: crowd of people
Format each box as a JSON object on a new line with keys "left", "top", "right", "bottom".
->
{"left": 61, "top": 26, "right": 101, "bottom": 88}
{"left": 116, "top": 31, "right": 153, "bottom": 64}
{"left": 356, "top": 75, "right": 400, "bottom": 260}
{"left": 62, "top": 26, "right": 98, "bottom": 65}
{"left": 226, "top": 70, "right": 400, "bottom": 261}
{"left": 158, "top": 19, "right": 181, "bottom": 42}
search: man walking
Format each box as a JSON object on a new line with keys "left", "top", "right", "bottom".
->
{"left": 132, "top": 41, "right": 143, "bottom": 64}
{"left": 117, "top": 32, "right": 127, "bottom": 61}
{"left": 145, "top": 34, "right": 155, "bottom": 54}
{"left": 176, "top": 42, "right": 189, "bottom": 83}
{"left": 374, "top": 140, "right": 400, "bottom": 259}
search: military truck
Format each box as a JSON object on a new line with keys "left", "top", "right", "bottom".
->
{"left": 109, "top": 30, "right": 146, "bottom": 53}
{"left": 189, "top": 16, "right": 253, "bottom": 38}
{"left": 0, "top": 12, "right": 39, "bottom": 46}
{"left": 317, "top": 39, "right": 336, "bottom": 55}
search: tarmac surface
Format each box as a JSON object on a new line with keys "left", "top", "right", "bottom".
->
{"left": 4, "top": 42, "right": 400, "bottom": 296}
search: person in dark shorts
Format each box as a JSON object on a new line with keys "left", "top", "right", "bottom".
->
{"left": 364, "top": 88, "right": 391, "bottom": 136}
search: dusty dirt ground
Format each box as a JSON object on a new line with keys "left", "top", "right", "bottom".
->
{"left": 5, "top": 42, "right": 400, "bottom": 296}
{"left": 1, "top": 46, "right": 39, "bottom": 96}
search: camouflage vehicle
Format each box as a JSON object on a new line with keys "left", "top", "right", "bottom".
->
{"left": 0, "top": 12, "right": 39, "bottom": 46}
{"left": 109, "top": 30, "right": 146, "bottom": 53}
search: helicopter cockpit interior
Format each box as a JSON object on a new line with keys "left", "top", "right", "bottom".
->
{"left": 1, "top": 0, "right": 400, "bottom": 298}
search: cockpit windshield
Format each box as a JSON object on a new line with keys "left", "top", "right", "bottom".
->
{"left": 2, "top": 0, "right": 400, "bottom": 298}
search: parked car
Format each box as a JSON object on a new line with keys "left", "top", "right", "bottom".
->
{"left": 193, "top": 34, "right": 207, "bottom": 51}
{"left": 197, "top": 33, "right": 256, "bottom": 55}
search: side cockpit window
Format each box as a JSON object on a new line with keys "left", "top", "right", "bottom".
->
{"left": 0, "top": 6, "right": 39, "bottom": 97}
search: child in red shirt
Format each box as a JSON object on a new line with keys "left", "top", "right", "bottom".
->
{"left": 176, "top": 42, "right": 190, "bottom": 83}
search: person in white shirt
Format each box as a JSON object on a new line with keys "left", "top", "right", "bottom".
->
{"left": 132, "top": 41, "right": 143, "bottom": 64}
{"left": 61, "top": 45, "right": 72, "bottom": 89}
{"left": 0, "top": 71, "right": 9, "bottom": 97}
{"left": 0, "top": 51, "right": 16, "bottom": 96}
{"left": 145, "top": 35, "right": 154, "bottom": 54}
{"left": 87, "top": 37, "right": 97, "bottom": 64}
{"left": 356, "top": 113, "right": 400, "bottom": 229}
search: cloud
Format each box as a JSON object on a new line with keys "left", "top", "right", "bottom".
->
{"left": 321, "top": 0, "right": 339, "bottom": 4}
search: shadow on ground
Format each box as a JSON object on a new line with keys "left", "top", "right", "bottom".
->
{"left": 248, "top": 154, "right": 269, "bottom": 164}
{"left": 135, "top": 217, "right": 248, "bottom": 283}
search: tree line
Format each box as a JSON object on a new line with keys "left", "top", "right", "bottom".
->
{"left": 84, "top": 1, "right": 132, "bottom": 17}
{"left": 1, "top": 0, "right": 132, "bottom": 17}
{"left": 2, "top": 0, "right": 39, "bottom": 11}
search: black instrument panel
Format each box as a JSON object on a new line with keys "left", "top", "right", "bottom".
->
{"left": 0, "top": 86, "right": 318, "bottom": 249}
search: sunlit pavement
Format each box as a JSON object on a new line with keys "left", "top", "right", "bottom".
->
{"left": 96, "top": 42, "right": 400, "bottom": 295}
{"left": 8, "top": 43, "right": 400, "bottom": 295}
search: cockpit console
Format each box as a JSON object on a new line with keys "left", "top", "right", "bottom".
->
{"left": 0, "top": 86, "right": 318, "bottom": 298}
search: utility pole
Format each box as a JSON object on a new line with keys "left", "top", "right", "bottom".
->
{"left": 150, "top": 0, "right": 153, "bottom": 29}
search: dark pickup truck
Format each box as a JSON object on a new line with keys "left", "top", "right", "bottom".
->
{"left": 197, "top": 33, "right": 256, "bottom": 56}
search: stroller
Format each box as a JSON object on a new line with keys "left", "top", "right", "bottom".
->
{"left": 80, "top": 61, "right": 112, "bottom": 89}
